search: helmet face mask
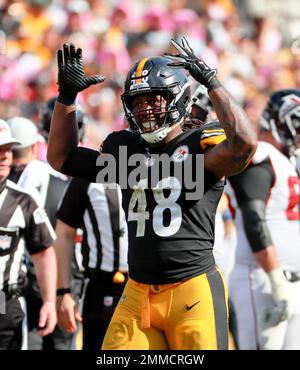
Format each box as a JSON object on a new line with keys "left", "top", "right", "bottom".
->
{"left": 260, "top": 89, "right": 300, "bottom": 156}
{"left": 130, "top": 92, "right": 170, "bottom": 134}
{"left": 122, "top": 56, "right": 191, "bottom": 144}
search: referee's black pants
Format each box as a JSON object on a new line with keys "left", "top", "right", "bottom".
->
{"left": 82, "top": 277, "right": 126, "bottom": 351}
{"left": 26, "top": 292, "right": 73, "bottom": 350}
{"left": 0, "top": 296, "right": 24, "bottom": 350}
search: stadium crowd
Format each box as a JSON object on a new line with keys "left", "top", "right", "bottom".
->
{"left": 1, "top": 0, "right": 300, "bottom": 144}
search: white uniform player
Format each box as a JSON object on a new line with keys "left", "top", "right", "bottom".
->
{"left": 228, "top": 89, "right": 300, "bottom": 350}
{"left": 228, "top": 142, "right": 300, "bottom": 349}
{"left": 213, "top": 193, "right": 236, "bottom": 282}
{"left": 213, "top": 193, "right": 238, "bottom": 349}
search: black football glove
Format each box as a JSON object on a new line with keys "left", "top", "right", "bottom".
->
{"left": 57, "top": 43, "right": 105, "bottom": 105}
{"left": 165, "top": 36, "right": 221, "bottom": 92}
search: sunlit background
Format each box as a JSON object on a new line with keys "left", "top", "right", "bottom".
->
{"left": 1, "top": 0, "right": 300, "bottom": 148}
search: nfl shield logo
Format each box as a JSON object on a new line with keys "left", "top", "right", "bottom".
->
{"left": 103, "top": 296, "right": 113, "bottom": 307}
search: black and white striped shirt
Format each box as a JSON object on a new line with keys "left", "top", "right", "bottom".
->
{"left": 0, "top": 179, "right": 55, "bottom": 291}
{"left": 9, "top": 159, "right": 69, "bottom": 227}
{"left": 56, "top": 178, "right": 128, "bottom": 274}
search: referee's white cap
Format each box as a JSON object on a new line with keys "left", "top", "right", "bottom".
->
{"left": 7, "top": 116, "right": 39, "bottom": 148}
{"left": 0, "top": 119, "right": 22, "bottom": 146}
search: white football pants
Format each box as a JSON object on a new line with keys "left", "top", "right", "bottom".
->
{"left": 229, "top": 264, "right": 300, "bottom": 350}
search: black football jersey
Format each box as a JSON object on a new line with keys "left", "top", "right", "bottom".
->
{"left": 62, "top": 122, "right": 226, "bottom": 284}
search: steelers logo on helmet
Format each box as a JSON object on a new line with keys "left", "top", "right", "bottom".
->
{"left": 260, "top": 88, "right": 300, "bottom": 155}
{"left": 122, "top": 57, "right": 191, "bottom": 144}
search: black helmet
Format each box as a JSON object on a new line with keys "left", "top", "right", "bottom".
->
{"left": 121, "top": 56, "right": 191, "bottom": 144}
{"left": 40, "top": 97, "right": 87, "bottom": 141}
{"left": 40, "top": 97, "right": 56, "bottom": 140}
{"left": 260, "top": 89, "right": 300, "bottom": 155}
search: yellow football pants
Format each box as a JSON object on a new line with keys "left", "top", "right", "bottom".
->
{"left": 102, "top": 268, "right": 229, "bottom": 350}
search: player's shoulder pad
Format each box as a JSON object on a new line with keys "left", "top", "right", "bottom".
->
{"left": 99, "top": 129, "right": 138, "bottom": 154}
{"left": 247, "top": 141, "right": 269, "bottom": 166}
{"left": 199, "top": 120, "right": 227, "bottom": 150}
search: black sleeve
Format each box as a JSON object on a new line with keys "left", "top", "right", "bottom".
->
{"left": 228, "top": 159, "right": 275, "bottom": 204}
{"left": 24, "top": 197, "right": 55, "bottom": 255}
{"left": 61, "top": 132, "right": 120, "bottom": 183}
{"left": 61, "top": 147, "right": 99, "bottom": 182}
{"left": 228, "top": 159, "right": 275, "bottom": 252}
{"left": 56, "top": 178, "right": 89, "bottom": 229}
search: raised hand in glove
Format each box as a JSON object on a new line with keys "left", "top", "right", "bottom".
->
{"left": 165, "top": 36, "right": 220, "bottom": 92}
{"left": 57, "top": 43, "right": 105, "bottom": 105}
{"left": 265, "top": 268, "right": 293, "bottom": 327}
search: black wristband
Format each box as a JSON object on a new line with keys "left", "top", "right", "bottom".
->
{"left": 56, "top": 287, "right": 71, "bottom": 296}
{"left": 57, "top": 93, "right": 76, "bottom": 106}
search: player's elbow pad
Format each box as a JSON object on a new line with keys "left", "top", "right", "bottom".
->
{"left": 240, "top": 199, "right": 273, "bottom": 252}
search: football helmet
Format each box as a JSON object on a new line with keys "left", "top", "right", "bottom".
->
{"left": 260, "top": 89, "right": 300, "bottom": 155}
{"left": 40, "top": 97, "right": 87, "bottom": 141}
{"left": 190, "top": 84, "right": 212, "bottom": 122}
{"left": 122, "top": 56, "right": 191, "bottom": 144}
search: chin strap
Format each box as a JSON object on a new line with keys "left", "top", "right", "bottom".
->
{"left": 141, "top": 121, "right": 182, "bottom": 144}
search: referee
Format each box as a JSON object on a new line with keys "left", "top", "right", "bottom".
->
{"left": 8, "top": 115, "right": 83, "bottom": 350}
{"left": 0, "top": 120, "right": 57, "bottom": 350}
{"left": 55, "top": 178, "right": 128, "bottom": 350}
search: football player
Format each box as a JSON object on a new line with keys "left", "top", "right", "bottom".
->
{"left": 190, "top": 87, "right": 239, "bottom": 349}
{"left": 38, "top": 97, "right": 87, "bottom": 162}
{"left": 47, "top": 37, "right": 257, "bottom": 349}
{"left": 228, "top": 89, "right": 300, "bottom": 349}
{"left": 40, "top": 97, "right": 87, "bottom": 143}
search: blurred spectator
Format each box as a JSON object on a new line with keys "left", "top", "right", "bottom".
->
{"left": 1, "top": 0, "right": 300, "bottom": 131}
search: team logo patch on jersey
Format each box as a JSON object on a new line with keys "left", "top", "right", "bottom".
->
{"left": 172, "top": 145, "right": 189, "bottom": 162}
{"left": 33, "top": 208, "right": 48, "bottom": 225}
{"left": 0, "top": 234, "right": 12, "bottom": 251}
{"left": 103, "top": 296, "right": 114, "bottom": 307}
{"left": 0, "top": 227, "right": 19, "bottom": 256}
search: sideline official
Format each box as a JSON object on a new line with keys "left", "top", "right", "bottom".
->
{"left": 0, "top": 119, "right": 57, "bottom": 350}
